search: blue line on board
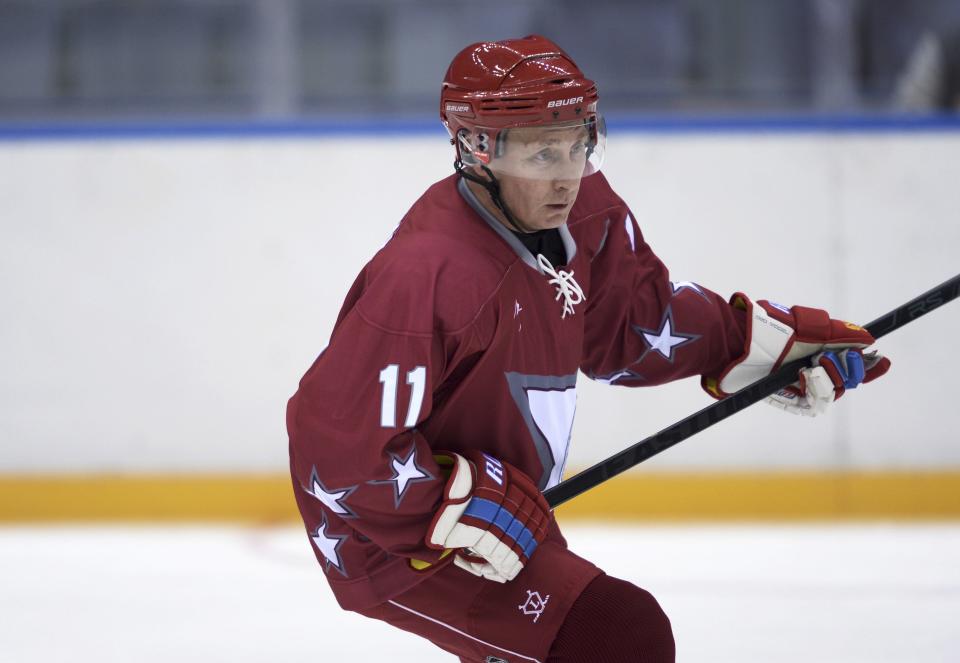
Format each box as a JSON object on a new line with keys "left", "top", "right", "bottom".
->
{"left": 607, "top": 114, "right": 960, "bottom": 133}
{"left": 1, "top": 114, "right": 959, "bottom": 141}
{"left": 0, "top": 119, "right": 443, "bottom": 141}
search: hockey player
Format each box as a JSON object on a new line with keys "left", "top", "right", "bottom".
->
{"left": 287, "top": 35, "right": 890, "bottom": 662}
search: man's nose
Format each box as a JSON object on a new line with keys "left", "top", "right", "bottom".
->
{"left": 554, "top": 157, "right": 583, "bottom": 186}
{"left": 553, "top": 170, "right": 579, "bottom": 190}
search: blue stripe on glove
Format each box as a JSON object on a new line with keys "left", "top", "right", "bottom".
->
{"left": 821, "top": 350, "right": 866, "bottom": 389}
{"left": 464, "top": 497, "right": 539, "bottom": 558}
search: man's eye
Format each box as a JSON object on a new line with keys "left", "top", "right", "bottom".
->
{"left": 531, "top": 149, "right": 556, "bottom": 164}
{"left": 571, "top": 142, "right": 585, "bottom": 155}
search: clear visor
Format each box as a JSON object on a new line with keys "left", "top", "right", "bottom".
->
{"left": 459, "top": 115, "right": 606, "bottom": 181}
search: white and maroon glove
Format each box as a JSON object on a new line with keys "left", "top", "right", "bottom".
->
{"left": 425, "top": 451, "right": 551, "bottom": 583}
{"left": 703, "top": 294, "right": 891, "bottom": 416}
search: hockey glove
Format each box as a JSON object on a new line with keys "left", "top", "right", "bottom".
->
{"left": 425, "top": 451, "right": 551, "bottom": 583}
{"left": 703, "top": 294, "right": 891, "bottom": 417}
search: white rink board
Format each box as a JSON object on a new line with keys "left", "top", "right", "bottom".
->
{"left": 0, "top": 131, "right": 958, "bottom": 472}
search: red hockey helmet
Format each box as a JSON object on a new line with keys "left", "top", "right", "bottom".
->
{"left": 441, "top": 35, "right": 605, "bottom": 179}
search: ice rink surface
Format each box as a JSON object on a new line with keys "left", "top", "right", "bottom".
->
{"left": 2, "top": 522, "right": 959, "bottom": 662}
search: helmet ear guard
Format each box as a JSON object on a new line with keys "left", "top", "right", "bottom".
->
{"left": 456, "top": 130, "right": 479, "bottom": 166}
{"left": 457, "top": 129, "right": 511, "bottom": 168}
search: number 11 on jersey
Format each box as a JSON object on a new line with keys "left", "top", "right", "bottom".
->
{"left": 379, "top": 365, "right": 426, "bottom": 428}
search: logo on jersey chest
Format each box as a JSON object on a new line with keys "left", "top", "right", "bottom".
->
{"left": 504, "top": 372, "right": 578, "bottom": 490}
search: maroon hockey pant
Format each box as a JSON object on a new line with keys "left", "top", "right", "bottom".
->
{"left": 356, "top": 540, "right": 674, "bottom": 662}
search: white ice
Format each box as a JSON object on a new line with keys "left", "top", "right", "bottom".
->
{"left": 2, "top": 523, "right": 959, "bottom": 662}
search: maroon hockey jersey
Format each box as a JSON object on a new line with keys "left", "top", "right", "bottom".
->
{"left": 287, "top": 172, "right": 747, "bottom": 610}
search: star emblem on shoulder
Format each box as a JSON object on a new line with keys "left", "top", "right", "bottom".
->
{"left": 368, "top": 444, "right": 435, "bottom": 508}
{"left": 633, "top": 305, "right": 701, "bottom": 364}
{"left": 670, "top": 280, "right": 710, "bottom": 301}
{"left": 305, "top": 467, "right": 358, "bottom": 518}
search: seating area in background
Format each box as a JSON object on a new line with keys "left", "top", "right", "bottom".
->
{"left": 1, "top": 0, "right": 959, "bottom": 120}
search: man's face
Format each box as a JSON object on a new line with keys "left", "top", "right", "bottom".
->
{"left": 488, "top": 124, "right": 590, "bottom": 232}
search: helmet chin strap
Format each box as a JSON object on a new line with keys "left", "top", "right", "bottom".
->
{"left": 454, "top": 160, "right": 534, "bottom": 234}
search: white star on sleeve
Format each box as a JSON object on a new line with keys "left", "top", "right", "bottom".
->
{"left": 633, "top": 306, "right": 701, "bottom": 363}
{"left": 368, "top": 445, "right": 435, "bottom": 508}
{"left": 311, "top": 514, "right": 349, "bottom": 577}
{"left": 643, "top": 321, "right": 687, "bottom": 357}
{"left": 392, "top": 453, "right": 428, "bottom": 497}
{"left": 670, "top": 280, "right": 709, "bottom": 300}
{"left": 306, "top": 468, "right": 357, "bottom": 518}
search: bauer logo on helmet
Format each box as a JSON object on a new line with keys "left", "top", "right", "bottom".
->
{"left": 546, "top": 96, "right": 584, "bottom": 108}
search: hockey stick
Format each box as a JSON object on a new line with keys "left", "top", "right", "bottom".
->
{"left": 544, "top": 273, "right": 960, "bottom": 509}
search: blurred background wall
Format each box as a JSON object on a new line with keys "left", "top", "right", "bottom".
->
{"left": 2, "top": 0, "right": 960, "bottom": 120}
{"left": 1, "top": 0, "right": 958, "bottom": 522}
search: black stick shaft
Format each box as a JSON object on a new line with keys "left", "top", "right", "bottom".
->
{"left": 544, "top": 273, "right": 960, "bottom": 509}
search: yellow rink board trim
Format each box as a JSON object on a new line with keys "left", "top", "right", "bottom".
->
{"left": 1, "top": 471, "right": 959, "bottom": 522}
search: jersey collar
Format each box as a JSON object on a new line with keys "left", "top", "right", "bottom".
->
{"left": 457, "top": 177, "right": 578, "bottom": 272}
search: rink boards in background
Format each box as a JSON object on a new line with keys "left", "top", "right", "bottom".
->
{"left": 1, "top": 122, "right": 958, "bottom": 521}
